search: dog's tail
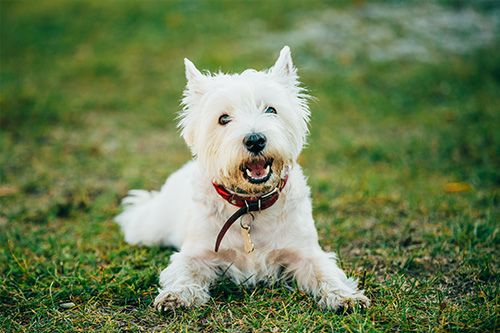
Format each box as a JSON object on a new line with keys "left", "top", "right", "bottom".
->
{"left": 121, "top": 189, "right": 159, "bottom": 206}
{"left": 115, "top": 189, "right": 178, "bottom": 247}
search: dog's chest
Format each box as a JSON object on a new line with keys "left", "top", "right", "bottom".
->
{"left": 216, "top": 218, "right": 292, "bottom": 274}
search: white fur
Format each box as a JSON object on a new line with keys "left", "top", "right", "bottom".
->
{"left": 115, "top": 46, "right": 370, "bottom": 311}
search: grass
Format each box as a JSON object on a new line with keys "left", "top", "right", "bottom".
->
{"left": 1, "top": 1, "right": 499, "bottom": 331}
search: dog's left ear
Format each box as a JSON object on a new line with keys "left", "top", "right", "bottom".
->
{"left": 269, "top": 46, "right": 298, "bottom": 84}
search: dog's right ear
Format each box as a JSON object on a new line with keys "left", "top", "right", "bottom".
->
{"left": 184, "top": 58, "right": 206, "bottom": 96}
{"left": 180, "top": 58, "right": 206, "bottom": 150}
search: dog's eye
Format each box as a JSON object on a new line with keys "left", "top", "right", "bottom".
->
{"left": 218, "top": 114, "right": 231, "bottom": 125}
{"left": 265, "top": 107, "right": 277, "bottom": 114}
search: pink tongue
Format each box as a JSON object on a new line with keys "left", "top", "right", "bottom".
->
{"left": 246, "top": 160, "right": 267, "bottom": 178}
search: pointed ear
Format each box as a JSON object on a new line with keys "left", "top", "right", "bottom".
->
{"left": 185, "top": 58, "right": 202, "bottom": 81}
{"left": 184, "top": 58, "right": 206, "bottom": 95}
{"left": 180, "top": 58, "right": 206, "bottom": 150}
{"left": 269, "top": 46, "right": 297, "bottom": 80}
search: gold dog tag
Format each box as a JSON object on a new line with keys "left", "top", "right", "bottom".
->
{"left": 240, "top": 225, "right": 254, "bottom": 253}
{"left": 239, "top": 213, "right": 255, "bottom": 254}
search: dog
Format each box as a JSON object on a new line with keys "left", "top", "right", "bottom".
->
{"left": 115, "top": 46, "right": 370, "bottom": 311}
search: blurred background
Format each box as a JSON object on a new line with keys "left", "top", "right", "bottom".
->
{"left": 1, "top": 1, "right": 499, "bottom": 330}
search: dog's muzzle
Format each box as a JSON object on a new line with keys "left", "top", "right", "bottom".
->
{"left": 242, "top": 158, "right": 273, "bottom": 184}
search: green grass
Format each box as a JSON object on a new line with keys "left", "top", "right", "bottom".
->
{"left": 1, "top": 1, "right": 499, "bottom": 331}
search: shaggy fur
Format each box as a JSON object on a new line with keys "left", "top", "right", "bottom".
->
{"left": 115, "top": 46, "right": 370, "bottom": 311}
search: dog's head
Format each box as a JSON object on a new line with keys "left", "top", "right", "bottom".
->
{"left": 178, "top": 46, "right": 310, "bottom": 195}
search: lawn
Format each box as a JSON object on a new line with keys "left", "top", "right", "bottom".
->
{"left": 1, "top": 1, "right": 499, "bottom": 331}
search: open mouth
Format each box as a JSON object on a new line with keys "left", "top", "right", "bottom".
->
{"left": 242, "top": 158, "right": 274, "bottom": 184}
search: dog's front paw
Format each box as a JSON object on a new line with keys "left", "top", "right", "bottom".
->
{"left": 154, "top": 287, "right": 210, "bottom": 312}
{"left": 154, "top": 290, "right": 188, "bottom": 311}
{"left": 318, "top": 292, "right": 370, "bottom": 312}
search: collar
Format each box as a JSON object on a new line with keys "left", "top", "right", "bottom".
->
{"left": 212, "top": 174, "right": 288, "bottom": 252}
{"left": 212, "top": 174, "right": 288, "bottom": 210}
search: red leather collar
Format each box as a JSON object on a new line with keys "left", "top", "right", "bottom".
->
{"left": 213, "top": 174, "right": 288, "bottom": 209}
{"left": 212, "top": 174, "right": 288, "bottom": 252}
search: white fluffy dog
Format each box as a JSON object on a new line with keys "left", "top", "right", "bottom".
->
{"left": 115, "top": 46, "right": 370, "bottom": 311}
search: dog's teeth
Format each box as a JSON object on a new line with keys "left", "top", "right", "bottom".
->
{"left": 265, "top": 165, "right": 270, "bottom": 174}
{"left": 246, "top": 169, "right": 253, "bottom": 178}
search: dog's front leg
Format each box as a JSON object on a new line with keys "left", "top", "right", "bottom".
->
{"left": 154, "top": 251, "right": 217, "bottom": 311}
{"left": 286, "top": 248, "right": 370, "bottom": 311}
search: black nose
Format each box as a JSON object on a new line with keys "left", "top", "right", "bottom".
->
{"left": 243, "top": 133, "right": 267, "bottom": 154}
